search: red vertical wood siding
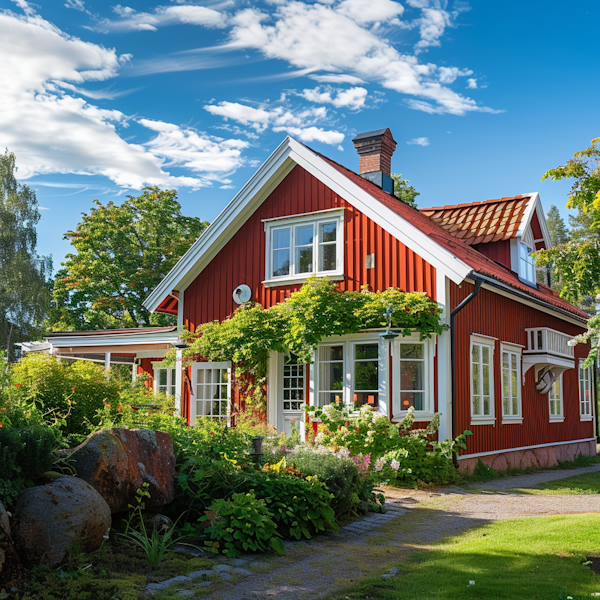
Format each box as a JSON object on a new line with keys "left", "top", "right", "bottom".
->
{"left": 472, "top": 240, "right": 511, "bottom": 270}
{"left": 183, "top": 165, "right": 436, "bottom": 332}
{"left": 451, "top": 281, "right": 593, "bottom": 455}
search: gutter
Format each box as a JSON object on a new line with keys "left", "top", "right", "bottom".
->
{"left": 450, "top": 273, "right": 484, "bottom": 454}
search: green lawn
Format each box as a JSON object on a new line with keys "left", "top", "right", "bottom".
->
{"left": 328, "top": 514, "right": 600, "bottom": 600}
{"left": 514, "top": 471, "right": 600, "bottom": 495}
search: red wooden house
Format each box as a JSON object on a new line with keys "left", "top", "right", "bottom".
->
{"left": 32, "top": 128, "right": 596, "bottom": 472}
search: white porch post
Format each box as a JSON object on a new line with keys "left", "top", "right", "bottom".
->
{"left": 132, "top": 361, "right": 137, "bottom": 382}
{"left": 175, "top": 348, "right": 183, "bottom": 416}
{"left": 267, "top": 351, "right": 280, "bottom": 430}
{"left": 104, "top": 352, "right": 111, "bottom": 378}
{"left": 436, "top": 272, "right": 451, "bottom": 440}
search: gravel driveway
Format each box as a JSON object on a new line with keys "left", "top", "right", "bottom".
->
{"left": 184, "top": 465, "right": 600, "bottom": 600}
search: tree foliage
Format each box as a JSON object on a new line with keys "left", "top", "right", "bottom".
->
{"left": 50, "top": 187, "right": 208, "bottom": 330}
{"left": 538, "top": 205, "right": 570, "bottom": 288}
{"left": 535, "top": 137, "right": 600, "bottom": 363}
{"left": 391, "top": 174, "right": 419, "bottom": 207}
{"left": 0, "top": 150, "right": 52, "bottom": 360}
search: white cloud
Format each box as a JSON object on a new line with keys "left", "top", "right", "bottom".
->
{"left": 309, "top": 74, "right": 366, "bottom": 85}
{"left": 0, "top": 6, "right": 246, "bottom": 190}
{"left": 466, "top": 78, "right": 478, "bottom": 89}
{"left": 407, "top": 137, "right": 429, "bottom": 146}
{"left": 272, "top": 126, "right": 344, "bottom": 145}
{"left": 105, "top": 4, "right": 227, "bottom": 31}
{"left": 225, "top": 2, "right": 496, "bottom": 116}
{"left": 300, "top": 86, "right": 368, "bottom": 110}
{"left": 438, "top": 66, "right": 472, "bottom": 84}
{"left": 336, "top": 0, "right": 404, "bottom": 25}
{"left": 204, "top": 100, "right": 343, "bottom": 144}
{"left": 64, "top": 0, "right": 86, "bottom": 11}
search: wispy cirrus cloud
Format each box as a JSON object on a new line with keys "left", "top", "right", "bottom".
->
{"left": 0, "top": 1, "right": 246, "bottom": 190}
{"left": 299, "top": 86, "right": 368, "bottom": 111}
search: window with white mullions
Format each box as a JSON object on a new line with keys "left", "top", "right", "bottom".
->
{"left": 549, "top": 376, "right": 563, "bottom": 420}
{"left": 579, "top": 361, "right": 592, "bottom": 420}
{"left": 195, "top": 363, "right": 231, "bottom": 422}
{"left": 294, "top": 224, "right": 314, "bottom": 274}
{"left": 153, "top": 364, "right": 176, "bottom": 397}
{"left": 471, "top": 338, "right": 494, "bottom": 420}
{"left": 318, "top": 221, "right": 337, "bottom": 272}
{"left": 317, "top": 344, "right": 345, "bottom": 406}
{"left": 352, "top": 342, "right": 379, "bottom": 408}
{"left": 501, "top": 348, "right": 521, "bottom": 419}
{"left": 398, "top": 343, "right": 426, "bottom": 411}
{"left": 283, "top": 355, "right": 305, "bottom": 411}
{"left": 272, "top": 228, "right": 291, "bottom": 277}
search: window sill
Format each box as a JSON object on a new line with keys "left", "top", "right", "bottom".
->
{"left": 392, "top": 412, "right": 435, "bottom": 422}
{"left": 549, "top": 417, "right": 565, "bottom": 423}
{"left": 263, "top": 273, "right": 344, "bottom": 288}
{"left": 580, "top": 416, "right": 594, "bottom": 422}
{"left": 501, "top": 417, "right": 523, "bottom": 425}
{"left": 470, "top": 417, "right": 496, "bottom": 426}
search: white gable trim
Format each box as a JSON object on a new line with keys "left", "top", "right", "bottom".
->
{"left": 517, "top": 193, "right": 551, "bottom": 248}
{"left": 143, "top": 137, "right": 472, "bottom": 313}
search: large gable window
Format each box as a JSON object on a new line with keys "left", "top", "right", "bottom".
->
{"left": 265, "top": 211, "right": 343, "bottom": 284}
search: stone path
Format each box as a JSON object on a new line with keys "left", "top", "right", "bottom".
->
{"left": 149, "top": 466, "right": 600, "bottom": 600}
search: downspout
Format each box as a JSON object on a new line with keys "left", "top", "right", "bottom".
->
{"left": 450, "top": 273, "right": 484, "bottom": 463}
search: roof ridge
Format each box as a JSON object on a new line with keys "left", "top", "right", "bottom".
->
{"left": 421, "top": 195, "right": 530, "bottom": 212}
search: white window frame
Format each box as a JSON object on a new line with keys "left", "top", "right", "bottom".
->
{"left": 470, "top": 334, "right": 496, "bottom": 425}
{"left": 500, "top": 342, "right": 522, "bottom": 424}
{"left": 190, "top": 361, "right": 232, "bottom": 426}
{"left": 392, "top": 334, "right": 434, "bottom": 420}
{"left": 264, "top": 211, "right": 344, "bottom": 286}
{"left": 351, "top": 339, "right": 381, "bottom": 409}
{"left": 311, "top": 333, "right": 389, "bottom": 415}
{"left": 579, "top": 360, "right": 593, "bottom": 421}
{"left": 549, "top": 374, "right": 564, "bottom": 422}
{"left": 518, "top": 229, "right": 536, "bottom": 284}
{"left": 152, "top": 362, "right": 177, "bottom": 397}
{"left": 315, "top": 342, "right": 347, "bottom": 408}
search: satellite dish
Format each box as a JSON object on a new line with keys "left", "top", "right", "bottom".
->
{"left": 536, "top": 366, "right": 557, "bottom": 395}
{"left": 232, "top": 284, "right": 252, "bottom": 305}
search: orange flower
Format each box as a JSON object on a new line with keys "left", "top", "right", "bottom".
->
{"left": 118, "top": 404, "right": 123, "bottom": 412}
{"left": 15, "top": 383, "right": 20, "bottom": 388}
{"left": 72, "top": 386, "right": 77, "bottom": 392}
{"left": 117, "top": 390, "right": 121, "bottom": 394}
{"left": 1, "top": 408, "right": 5, "bottom": 412}
{"left": 106, "top": 403, "right": 111, "bottom": 408}
{"left": 0, "top": 423, "right": 3, "bottom": 428}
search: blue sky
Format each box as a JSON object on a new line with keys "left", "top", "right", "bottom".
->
{"left": 0, "top": 0, "right": 598, "bottom": 269}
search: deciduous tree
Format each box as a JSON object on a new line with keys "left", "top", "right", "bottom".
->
{"left": 0, "top": 150, "right": 52, "bottom": 360}
{"left": 50, "top": 187, "right": 208, "bottom": 330}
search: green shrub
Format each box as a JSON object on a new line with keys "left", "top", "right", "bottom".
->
{"left": 246, "top": 471, "right": 337, "bottom": 539}
{"left": 202, "top": 492, "right": 284, "bottom": 557}
{"left": 288, "top": 449, "right": 360, "bottom": 516}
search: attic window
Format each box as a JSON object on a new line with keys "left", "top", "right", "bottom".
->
{"left": 518, "top": 242, "right": 536, "bottom": 284}
{"left": 264, "top": 211, "right": 344, "bottom": 285}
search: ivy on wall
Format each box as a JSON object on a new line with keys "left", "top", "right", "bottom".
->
{"left": 174, "top": 278, "right": 446, "bottom": 412}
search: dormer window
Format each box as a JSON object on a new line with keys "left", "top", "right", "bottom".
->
{"left": 519, "top": 241, "right": 536, "bottom": 284}
{"left": 264, "top": 210, "right": 344, "bottom": 285}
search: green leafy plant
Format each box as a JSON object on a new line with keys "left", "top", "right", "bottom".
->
{"left": 201, "top": 492, "right": 285, "bottom": 557}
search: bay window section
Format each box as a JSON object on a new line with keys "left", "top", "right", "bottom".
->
{"left": 398, "top": 343, "right": 425, "bottom": 412}
{"left": 317, "top": 345, "right": 345, "bottom": 407}
{"left": 352, "top": 342, "right": 379, "bottom": 407}
{"left": 265, "top": 212, "right": 343, "bottom": 283}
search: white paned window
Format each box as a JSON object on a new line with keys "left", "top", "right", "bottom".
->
{"left": 549, "top": 376, "right": 563, "bottom": 421}
{"left": 265, "top": 212, "right": 343, "bottom": 283}
{"left": 153, "top": 364, "right": 176, "bottom": 397}
{"left": 501, "top": 345, "right": 521, "bottom": 420}
{"left": 193, "top": 362, "right": 231, "bottom": 423}
{"left": 391, "top": 336, "right": 434, "bottom": 418}
{"left": 579, "top": 361, "right": 592, "bottom": 420}
{"left": 317, "top": 344, "right": 345, "bottom": 407}
{"left": 352, "top": 342, "right": 379, "bottom": 408}
{"left": 471, "top": 335, "right": 495, "bottom": 422}
{"left": 283, "top": 355, "right": 304, "bottom": 411}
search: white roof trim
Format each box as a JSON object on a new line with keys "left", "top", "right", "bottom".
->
{"left": 516, "top": 193, "right": 551, "bottom": 248}
{"left": 143, "top": 137, "right": 472, "bottom": 313}
{"left": 46, "top": 331, "right": 180, "bottom": 348}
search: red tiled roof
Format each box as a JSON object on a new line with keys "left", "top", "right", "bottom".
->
{"left": 316, "top": 152, "right": 588, "bottom": 322}
{"left": 419, "top": 196, "right": 530, "bottom": 245}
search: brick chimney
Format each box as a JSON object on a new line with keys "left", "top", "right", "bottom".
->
{"left": 352, "top": 128, "right": 397, "bottom": 194}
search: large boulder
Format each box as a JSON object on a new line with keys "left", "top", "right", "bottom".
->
{"left": 68, "top": 428, "right": 176, "bottom": 513}
{"left": 12, "top": 477, "right": 111, "bottom": 568}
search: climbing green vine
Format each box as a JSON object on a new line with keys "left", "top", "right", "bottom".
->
{"left": 174, "top": 278, "right": 446, "bottom": 412}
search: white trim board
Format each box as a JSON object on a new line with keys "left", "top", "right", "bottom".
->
{"left": 457, "top": 437, "right": 597, "bottom": 461}
{"left": 143, "top": 136, "right": 473, "bottom": 313}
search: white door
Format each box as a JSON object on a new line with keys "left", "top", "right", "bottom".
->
{"left": 279, "top": 355, "right": 306, "bottom": 438}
